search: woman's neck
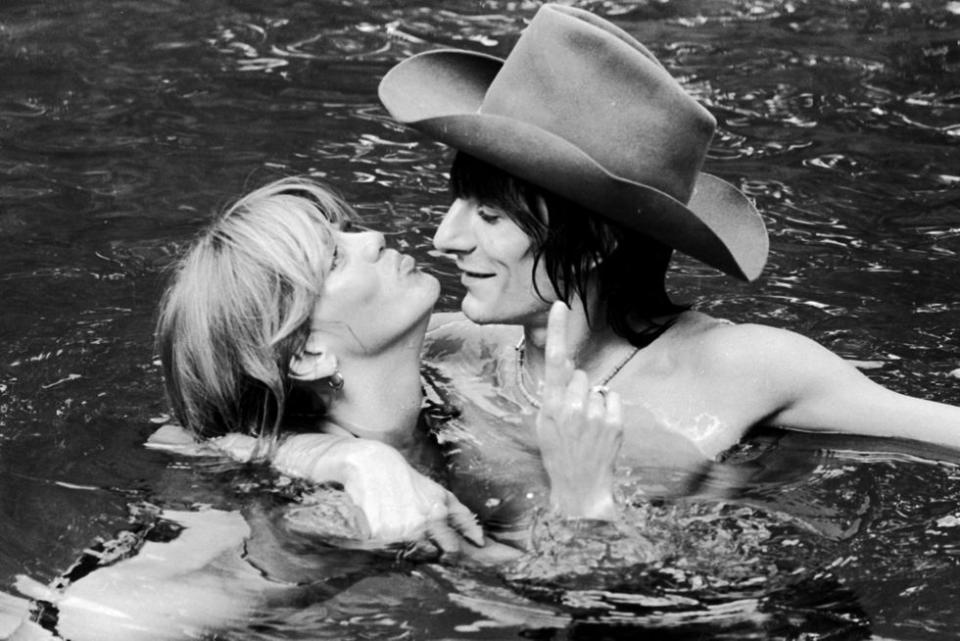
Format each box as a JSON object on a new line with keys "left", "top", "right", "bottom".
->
{"left": 323, "top": 334, "right": 426, "bottom": 452}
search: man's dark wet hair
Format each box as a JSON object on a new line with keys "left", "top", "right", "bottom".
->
{"left": 449, "top": 152, "right": 688, "bottom": 348}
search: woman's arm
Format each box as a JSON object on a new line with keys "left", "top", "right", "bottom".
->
{"left": 272, "top": 434, "right": 483, "bottom": 549}
{"left": 148, "top": 426, "right": 484, "bottom": 552}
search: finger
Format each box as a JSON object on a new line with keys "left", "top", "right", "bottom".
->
{"left": 425, "top": 520, "right": 462, "bottom": 557}
{"left": 543, "top": 302, "right": 574, "bottom": 403}
{"left": 560, "top": 369, "right": 590, "bottom": 426}
{"left": 606, "top": 389, "right": 623, "bottom": 430}
{"left": 606, "top": 390, "right": 625, "bottom": 454}
{"left": 389, "top": 538, "right": 440, "bottom": 562}
{"left": 587, "top": 386, "right": 606, "bottom": 425}
{"left": 444, "top": 491, "right": 484, "bottom": 547}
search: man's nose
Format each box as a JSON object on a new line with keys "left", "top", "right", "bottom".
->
{"left": 433, "top": 199, "right": 474, "bottom": 255}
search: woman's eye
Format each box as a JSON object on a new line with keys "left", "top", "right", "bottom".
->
{"left": 339, "top": 220, "right": 355, "bottom": 232}
{"left": 330, "top": 245, "right": 342, "bottom": 270}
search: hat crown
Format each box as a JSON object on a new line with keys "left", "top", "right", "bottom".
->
{"left": 480, "top": 5, "right": 716, "bottom": 203}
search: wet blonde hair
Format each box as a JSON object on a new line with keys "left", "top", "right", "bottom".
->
{"left": 156, "top": 177, "right": 353, "bottom": 441}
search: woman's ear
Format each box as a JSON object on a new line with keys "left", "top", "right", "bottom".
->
{"left": 289, "top": 334, "right": 339, "bottom": 383}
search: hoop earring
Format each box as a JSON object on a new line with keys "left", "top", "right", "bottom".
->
{"left": 328, "top": 371, "right": 344, "bottom": 391}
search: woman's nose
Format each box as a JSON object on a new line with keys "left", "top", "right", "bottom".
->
{"left": 362, "top": 230, "right": 386, "bottom": 259}
{"left": 433, "top": 199, "right": 474, "bottom": 255}
{"left": 339, "top": 229, "right": 385, "bottom": 260}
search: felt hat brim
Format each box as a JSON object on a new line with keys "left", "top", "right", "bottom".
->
{"left": 380, "top": 47, "right": 768, "bottom": 281}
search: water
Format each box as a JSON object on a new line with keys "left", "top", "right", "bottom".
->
{"left": 0, "top": 0, "right": 959, "bottom": 638}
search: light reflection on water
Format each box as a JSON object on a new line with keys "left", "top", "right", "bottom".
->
{"left": 1, "top": 0, "right": 959, "bottom": 638}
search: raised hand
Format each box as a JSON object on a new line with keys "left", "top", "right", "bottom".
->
{"left": 535, "top": 302, "right": 623, "bottom": 520}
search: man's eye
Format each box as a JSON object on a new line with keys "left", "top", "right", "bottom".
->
{"left": 477, "top": 207, "right": 500, "bottom": 223}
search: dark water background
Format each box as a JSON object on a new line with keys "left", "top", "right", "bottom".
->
{"left": 1, "top": 0, "right": 959, "bottom": 639}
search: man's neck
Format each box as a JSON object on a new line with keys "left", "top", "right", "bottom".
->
{"left": 520, "top": 290, "right": 620, "bottom": 382}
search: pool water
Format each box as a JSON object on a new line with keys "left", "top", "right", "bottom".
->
{"left": 1, "top": 0, "right": 959, "bottom": 639}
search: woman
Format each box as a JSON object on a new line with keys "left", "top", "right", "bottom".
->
{"left": 378, "top": 3, "right": 960, "bottom": 475}
{"left": 153, "top": 176, "right": 488, "bottom": 552}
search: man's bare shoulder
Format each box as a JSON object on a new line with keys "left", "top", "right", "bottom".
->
{"left": 673, "top": 312, "right": 832, "bottom": 377}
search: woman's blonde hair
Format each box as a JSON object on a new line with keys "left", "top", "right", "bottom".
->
{"left": 156, "top": 177, "right": 353, "bottom": 441}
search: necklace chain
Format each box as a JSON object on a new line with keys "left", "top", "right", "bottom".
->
{"left": 514, "top": 335, "right": 640, "bottom": 409}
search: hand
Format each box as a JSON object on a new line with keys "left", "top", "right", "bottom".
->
{"left": 155, "top": 427, "right": 485, "bottom": 556}
{"left": 273, "top": 435, "right": 484, "bottom": 556}
{"left": 536, "top": 302, "right": 623, "bottom": 520}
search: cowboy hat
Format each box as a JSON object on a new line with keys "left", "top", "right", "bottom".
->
{"left": 378, "top": 4, "right": 768, "bottom": 281}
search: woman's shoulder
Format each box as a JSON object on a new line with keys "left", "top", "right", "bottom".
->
{"left": 427, "top": 311, "right": 468, "bottom": 333}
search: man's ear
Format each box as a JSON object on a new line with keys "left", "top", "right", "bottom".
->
{"left": 534, "top": 194, "right": 550, "bottom": 225}
{"left": 534, "top": 194, "right": 610, "bottom": 270}
{"left": 289, "top": 334, "right": 339, "bottom": 383}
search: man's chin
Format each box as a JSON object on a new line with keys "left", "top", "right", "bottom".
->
{"left": 461, "top": 296, "right": 548, "bottom": 326}
{"left": 460, "top": 298, "right": 496, "bottom": 325}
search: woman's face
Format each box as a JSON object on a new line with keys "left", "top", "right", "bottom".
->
{"left": 311, "top": 227, "right": 440, "bottom": 354}
{"left": 433, "top": 197, "right": 555, "bottom": 325}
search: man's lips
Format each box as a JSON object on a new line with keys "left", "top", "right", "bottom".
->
{"left": 460, "top": 268, "right": 494, "bottom": 279}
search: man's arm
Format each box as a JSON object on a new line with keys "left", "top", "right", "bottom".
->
{"left": 719, "top": 324, "right": 960, "bottom": 450}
